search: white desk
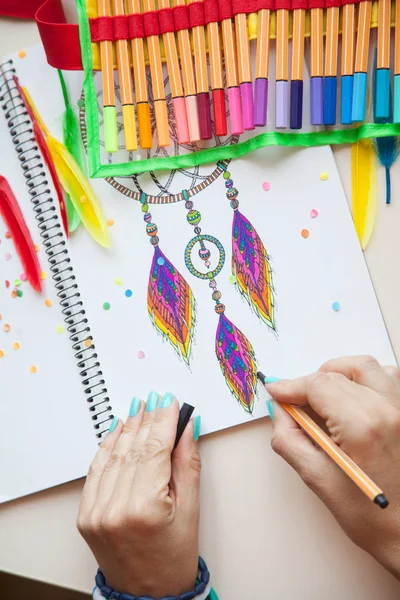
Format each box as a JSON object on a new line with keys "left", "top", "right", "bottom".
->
{"left": 1, "top": 16, "right": 400, "bottom": 600}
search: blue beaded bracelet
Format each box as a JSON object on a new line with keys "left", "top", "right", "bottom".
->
{"left": 95, "top": 556, "right": 210, "bottom": 600}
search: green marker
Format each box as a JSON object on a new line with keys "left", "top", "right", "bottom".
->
{"left": 103, "top": 106, "right": 118, "bottom": 153}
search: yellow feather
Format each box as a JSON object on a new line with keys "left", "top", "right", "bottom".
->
{"left": 22, "top": 87, "right": 110, "bottom": 249}
{"left": 351, "top": 139, "right": 378, "bottom": 250}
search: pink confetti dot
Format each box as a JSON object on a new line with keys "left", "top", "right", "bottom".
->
{"left": 20, "top": 273, "right": 27, "bottom": 281}
{"left": 137, "top": 350, "right": 145, "bottom": 360}
{"left": 310, "top": 209, "right": 319, "bottom": 218}
{"left": 262, "top": 181, "right": 271, "bottom": 192}
{"left": 5, "top": 253, "right": 11, "bottom": 261}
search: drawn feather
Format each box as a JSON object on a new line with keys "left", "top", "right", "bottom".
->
{"left": 148, "top": 246, "right": 196, "bottom": 364}
{"left": 232, "top": 210, "right": 275, "bottom": 329}
{"left": 215, "top": 312, "right": 257, "bottom": 414}
{"left": 21, "top": 85, "right": 110, "bottom": 248}
{"left": 351, "top": 138, "right": 378, "bottom": 250}
{"left": 374, "top": 136, "right": 399, "bottom": 204}
{"left": 58, "top": 69, "right": 83, "bottom": 231}
{"left": 0, "top": 176, "right": 42, "bottom": 292}
{"left": 14, "top": 77, "right": 69, "bottom": 237}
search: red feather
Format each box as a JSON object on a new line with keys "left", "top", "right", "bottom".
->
{"left": 0, "top": 176, "right": 42, "bottom": 292}
{"left": 13, "top": 76, "right": 69, "bottom": 237}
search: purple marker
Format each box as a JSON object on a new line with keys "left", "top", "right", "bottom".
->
{"left": 240, "top": 82, "right": 255, "bottom": 130}
{"left": 254, "top": 78, "right": 268, "bottom": 127}
{"left": 276, "top": 80, "right": 289, "bottom": 129}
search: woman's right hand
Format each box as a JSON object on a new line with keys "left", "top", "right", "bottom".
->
{"left": 266, "top": 356, "right": 400, "bottom": 579}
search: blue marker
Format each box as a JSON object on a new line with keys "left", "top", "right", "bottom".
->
{"left": 340, "top": 3, "right": 356, "bottom": 124}
{"left": 351, "top": 1, "right": 372, "bottom": 122}
{"left": 374, "top": 0, "right": 391, "bottom": 121}
{"left": 323, "top": 6, "right": 339, "bottom": 125}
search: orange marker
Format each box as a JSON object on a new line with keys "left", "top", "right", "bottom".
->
{"left": 157, "top": 0, "right": 190, "bottom": 143}
{"left": 112, "top": 0, "right": 137, "bottom": 151}
{"left": 257, "top": 372, "right": 389, "bottom": 509}
{"left": 188, "top": 0, "right": 212, "bottom": 139}
{"left": 127, "top": 0, "right": 152, "bottom": 149}
{"left": 352, "top": 0, "right": 372, "bottom": 121}
{"left": 310, "top": 5, "right": 324, "bottom": 124}
{"left": 142, "top": 0, "right": 170, "bottom": 146}
{"left": 275, "top": 8, "right": 289, "bottom": 128}
{"left": 375, "top": 0, "right": 391, "bottom": 120}
{"left": 289, "top": 6, "right": 305, "bottom": 129}
{"left": 395, "top": 0, "right": 400, "bottom": 122}
{"left": 97, "top": 0, "right": 118, "bottom": 152}
{"left": 235, "top": 12, "right": 254, "bottom": 130}
{"left": 254, "top": 8, "right": 270, "bottom": 127}
{"left": 340, "top": 2, "right": 356, "bottom": 124}
{"left": 172, "top": 0, "right": 200, "bottom": 141}
{"left": 207, "top": 19, "right": 228, "bottom": 136}
{"left": 323, "top": 5, "right": 339, "bottom": 125}
{"left": 221, "top": 15, "right": 243, "bottom": 134}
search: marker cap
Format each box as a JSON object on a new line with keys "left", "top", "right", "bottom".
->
{"left": 310, "top": 77, "right": 323, "bottom": 125}
{"left": 185, "top": 95, "right": 201, "bottom": 142}
{"left": 340, "top": 75, "right": 354, "bottom": 125}
{"left": 394, "top": 75, "right": 400, "bottom": 123}
{"left": 227, "top": 87, "right": 243, "bottom": 135}
{"left": 254, "top": 78, "right": 268, "bottom": 127}
{"left": 240, "top": 82, "right": 255, "bottom": 130}
{"left": 323, "top": 76, "right": 337, "bottom": 125}
{"left": 173, "top": 97, "right": 190, "bottom": 145}
{"left": 137, "top": 103, "right": 153, "bottom": 149}
{"left": 275, "top": 80, "right": 289, "bottom": 129}
{"left": 375, "top": 68, "right": 390, "bottom": 121}
{"left": 103, "top": 106, "right": 118, "bottom": 153}
{"left": 289, "top": 80, "right": 303, "bottom": 130}
{"left": 197, "top": 92, "right": 213, "bottom": 140}
{"left": 212, "top": 89, "right": 228, "bottom": 137}
{"left": 352, "top": 72, "right": 368, "bottom": 122}
{"left": 154, "top": 100, "right": 170, "bottom": 148}
{"left": 122, "top": 104, "right": 138, "bottom": 151}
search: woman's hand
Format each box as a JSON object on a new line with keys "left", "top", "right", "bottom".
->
{"left": 266, "top": 356, "right": 400, "bottom": 578}
{"left": 77, "top": 393, "right": 201, "bottom": 598}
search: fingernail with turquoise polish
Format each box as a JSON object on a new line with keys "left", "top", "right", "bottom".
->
{"left": 109, "top": 416, "right": 119, "bottom": 432}
{"left": 266, "top": 400, "right": 275, "bottom": 420}
{"left": 129, "top": 397, "right": 141, "bottom": 417}
{"left": 146, "top": 391, "right": 159, "bottom": 412}
{"left": 193, "top": 415, "right": 201, "bottom": 441}
{"left": 264, "top": 376, "right": 281, "bottom": 384}
{"left": 160, "top": 392, "right": 174, "bottom": 408}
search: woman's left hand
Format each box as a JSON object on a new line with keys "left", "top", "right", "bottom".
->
{"left": 77, "top": 393, "right": 201, "bottom": 598}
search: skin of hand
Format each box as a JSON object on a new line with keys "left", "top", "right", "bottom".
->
{"left": 77, "top": 394, "right": 201, "bottom": 598}
{"left": 266, "top": 355, "right": 400, "bottom": 579}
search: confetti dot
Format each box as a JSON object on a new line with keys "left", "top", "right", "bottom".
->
{"left": 34, "top": 244, "right": 40, "bottom": 252}
{"left": 0, "top": 350, "right": 4, "bottom": 358}
{"left": 30, "top": 365, "right": 37, "bottom": 374}
{"left": 115, "top": 278, "right": 123, "bottom": 286}
{"left": 332, "top": 301, "right": 341, "bottom": 312}
{"left": 80, "top": 195, "right": 87, "bottom": 204}
{"left": 20, "top": 273, "right": 27, "bottom": 281}
{"left": 5, "top": 253, "right": 11, "bottom": 261}
{"left": 3, "top": 324, "right": 10, "bottom": 333}
{"left": 157, "top": 256, "right": 165, "bottom": 266}
{"left": 56, "top": 325, "right": 64, "bottom": 334}
{"left": 17, "top": 290, "right": 23, "bottom": 298}
{"left": 11, "top": 290, "right": 17, "bottom": 299}
{"left": 125, "top": 289, "right": 133, "bottom": 298}
{"left": 301, "top": 229, "right": 310, "bottom": 239}
{"left": 77, "top": 98, "right": 85, "bottom": 109}
{"left": 103, "top": 302, "right": 111, "bottom": 310}
{"left": 13, "top": 342, "right": 20, "bottom": 351}
{"left": 310, "top": 209, "right": 319, "bottom": 218}
{"left": 18, "top": 50, "right": 26, "bottom": 58}
{"left": 320, "top": 172, "right": 328, "bottom": 181}
{"left": 84, "top": 339, "right": 92, "bottom": 348}
{"left": 137, "top": 350, "right": 145, "bottom": 359}
{"left": 14, "top": 278, "right": 21, "bottom": 287}
{"left": 5, "top": 280, "right": 9, "bottom": 288}
{"left": 229, "top": 274, "right": 237, "bottom": 284}
{"left": 5, "top": 231, "right": 11, "bottom": 239}
{"left": 45, "top": 298, "right": 52, "bottom": 307}
{"left": 106, "top": 218, "right": 114, "bottom": 227}
{"left": 40, "top": 271, "right": 47, "bottom": 280}
{"left": 262, "top": 181, "right": 271, "bottom": 191}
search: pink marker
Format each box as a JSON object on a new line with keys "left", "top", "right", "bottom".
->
{"left": 221, "top": 17, "right": 244, "bottom": 135}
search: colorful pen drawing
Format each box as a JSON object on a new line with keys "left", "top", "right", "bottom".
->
{"left": 79, "top": 77, "right": 276, "bottom": 413}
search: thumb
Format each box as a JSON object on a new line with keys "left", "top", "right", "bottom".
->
{"left": 170, "top": 417, "right": 201, "bottom": 518}
{"left": 271, "top": 401, "right": 345, "bottom": 499}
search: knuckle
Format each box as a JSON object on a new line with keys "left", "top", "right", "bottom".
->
{"left": 101, "top": 508, "right": 124, "bottom": 537}
{"left": 128, "top": 502, "right": 162, "bottom": 531}
{"left": 105, "top": 451, "right": 123, "bottom": 471}
{"left": 189, "top": 451, "right": 202, "bottom": 474}
{"left": 142, "top": 437, "right": 166, "bottom": 461}
{"left": 385, "top": 366, "right": 400, "bottom": 381}
{"left": 307, "top": 371, "right": 330, "bottom": 393}
{"left": 126, "top": 445, "right": 142, "bottom": 465}
{"left": 271, "top": 432, "right": 287, "bottom": 457}
{"left": 357, "top": 355, "right": 380, "bottom": 374}
{"left": 356, "top": 416, "right": 382, "bottom": 444}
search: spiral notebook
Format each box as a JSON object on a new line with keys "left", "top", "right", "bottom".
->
{"left": 0, "top": 45, "right": 395, "bottom": 503}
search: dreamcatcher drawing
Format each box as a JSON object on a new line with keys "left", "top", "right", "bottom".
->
{"left": 79, "top": 71, "right": 276, "bottom": 414}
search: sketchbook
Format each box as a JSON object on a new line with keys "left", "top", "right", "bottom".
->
{"left": 0, "top": 45, "right": 396, "bottom": 503}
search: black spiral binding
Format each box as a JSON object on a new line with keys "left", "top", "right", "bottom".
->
{"left": 0, "top": 60, "right": 113, "bottom": 440}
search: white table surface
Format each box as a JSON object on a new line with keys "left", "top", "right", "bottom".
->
{"left": 1, "top": 15, "right": 400, "bottom": 600}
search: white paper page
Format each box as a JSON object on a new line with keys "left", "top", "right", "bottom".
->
{"left": 0, "top": 51, "right": 97, "bottom": 503}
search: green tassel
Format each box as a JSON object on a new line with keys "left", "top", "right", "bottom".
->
{"left": 58, "top": 69, "right": 83, "bottom": 232}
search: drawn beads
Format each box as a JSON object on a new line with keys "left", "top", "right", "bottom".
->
{"left": 223, "top": 170, "right": 230, "bottom": 179}
{"left": 187, "top": 210, "right": 201, "bottom": 225}
{"left": 141, "top": 203, "right": 149, "bottom": 212}
{"left": 150, "top": 236, "right": 159, "bottom": 245}
{"left": 215, "top": 303, "right": 225, "bottom": 314}
{"left": 146, "top": 223, "right": 158, "bottom": 237}
{"left": 194, "top": 226, "right": 201, "bottom": 234}
{"left": 185, "top": 200, "right": 194, "bottom": 210}
{"left": 199, "top": 248, "right": 211, "bottom": 260}
{"left": 227, "top": 188, "right": 238, "bottom": 201}
{"left": 212, "top": 290, "right": 222, "bottom": 301}
{"left": 144, "top": 212, "right": 152, "bottom": 222}
{"left": 230, "top": 199, "right": 239, "bottom": 209}
{"left": 225, "top": 179, "right": 234, "bottom": 188}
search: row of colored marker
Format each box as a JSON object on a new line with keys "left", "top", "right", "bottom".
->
{"left": 98, "top": 0, "right": 399, "bottom": 153}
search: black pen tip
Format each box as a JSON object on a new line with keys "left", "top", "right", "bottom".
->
{"left": 257, "top": 371, "right": 266, "bottom": 383}
{"left": 374, "top": 493, "right": 389, "bottom": 509}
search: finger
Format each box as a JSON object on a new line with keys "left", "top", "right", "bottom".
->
{"left": 131, "top": 394, "right": 180, "bottom": 507}
{"left": 266, "top": 372, "right": 371, "bottom": 424}
{"left": 170, "top": 416, "right": 201, "bottom": 522}
{"left": 271, "top": 401, "right": 355, "bottom": 506}
{"left": 95, "top": 399, "right": 146, "bottom": 510}
{"left": 382, "top": 366, "right": 400, "bottom": 402}
{"left": 320, "top": 356, "right": 397, "bottom": 402}
{"left": 79, "top": 417, "right": 124, "bottom": 517}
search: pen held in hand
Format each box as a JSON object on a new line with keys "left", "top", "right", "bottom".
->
{"left": 257, "top": 371, "right": 389, "bottom": 509}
